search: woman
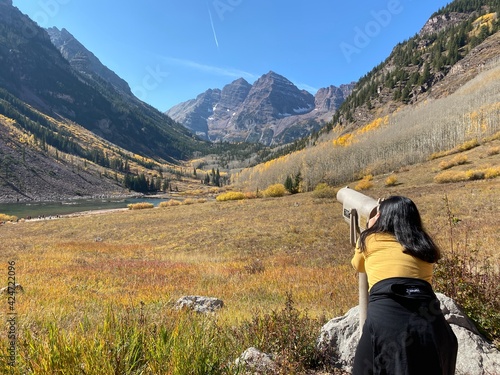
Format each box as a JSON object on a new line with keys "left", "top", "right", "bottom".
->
{"left": 351, "top": 196, "right": 457, "bottom": 375}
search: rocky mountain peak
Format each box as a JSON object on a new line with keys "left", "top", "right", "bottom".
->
{"left": 47, "top": 26, "right": 132, "bottom": 95}
{"left": 166, "top": 71, "right": 353, "bottom": 145}
{"left": 217, "top": 78, "right": 251, "bottom": 110}
{"left": 419, "top": 12, "right": 471, "bottom": 36}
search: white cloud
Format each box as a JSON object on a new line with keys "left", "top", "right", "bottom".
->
{"left": 162, "top": 57, "right": 258, "bottom": 81}
{"left": 296, "top": 83, "right": 319, "bottom": 94}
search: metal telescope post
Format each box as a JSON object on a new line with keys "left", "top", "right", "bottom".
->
{"left": 336, "top": 187, "right": 378, "bottom": 336}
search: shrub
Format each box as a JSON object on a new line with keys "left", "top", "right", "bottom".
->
{"left": 434, "top": 171, "right": 468, "bottom": 183}
{"left": 239, "top": 293, "right": 327, "bottom": 372}
{"left": 243, "top": 191, "right": 258, "bottom": 199}
{"left": 216, "top": 192, "right": 246, "bottom": 201}
{"left": 465, "top": 169, "right": 485, "bottom": 180}
{"left": 127, "top": 202, "right": 154, "bottom": 210}
{"left": 484, "top": 166, "right": 500, "bottom": 179}
{"left": 430, "top": 139, "right": 479, "bottom": 160}
{"left": 435, "top": 167, "right": 500, "bottom": 183}
{"left": 262, "top": 184, "right": 287, "bottom": 198}
{"left": 159, "top": 200, "right": 181, "bottom": 207}
{"left": 182, "top": 198, "right": 197, "bottom": 205}
{"left": 355, "top": 175, "right": 373, "bottom": 191}
{"left": 312, "top": 183, "right": 336, "bottom": 198}
{"left": 457, "top": 138, "right": 479, "bottom": 152}
{"left": 384, "top": 174, "right": 398, "bottom": 187}
{"left": 438, "top": 154, "right": 468, "bottom": 170}
{"left": 0, "top": 213, "right": 18, "bottom": 222}
{"left": 434, "top": 197, "right": 500, "bottom": 348}
{"left": 486, "top": 146, "right": 500, "bottom": 156}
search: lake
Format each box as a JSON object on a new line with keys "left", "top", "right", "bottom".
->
{"left": 0, "top": 197, "right": 169, "bottom": 219}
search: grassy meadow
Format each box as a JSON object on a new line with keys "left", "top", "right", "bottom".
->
{"left": 0, "top": 139, "right": 499, "bottom": 374}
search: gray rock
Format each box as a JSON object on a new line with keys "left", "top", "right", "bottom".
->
{"left": 174, "top": 295, "right": 224, "bottom": 314}
{"left": 318, "top": 294, "right": 500, "bottom": 375}
{"left": 0, "top": 284, "right": 24, "bottom": 294}
{"left": 235, "top": 347, "right": 277, "bottom": 374}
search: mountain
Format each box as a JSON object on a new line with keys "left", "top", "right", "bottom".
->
{"left": 46, "top": 27, "right": 132, "bottom": 96}
{"left": 0, "top": 1, "right": 209, "bottom": 202}
{"left": 231, "top": 0, "right": 500, "bottom": 191}
{"left": 0, "top": 2, "right": 205, "bottom": 162}
{"left": 324, "top": 0, "right": 500, "bottom": 133}
{"left": 166, "top": 72, "right": 354, "bottom": 145}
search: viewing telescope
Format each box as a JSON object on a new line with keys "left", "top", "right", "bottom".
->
{"left": 336, "top": 187, "right": 379, "bottom": 334}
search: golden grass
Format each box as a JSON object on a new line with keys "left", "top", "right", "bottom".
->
{"left": 430, "top": 138, "right": 480, "bottom": 160}
{"left": 434, "top": 166, "right": 500, "bottom": 183}
{"left": 0, "top": 145, "right": 499, "bottom": 371}
{"left": 0, "top": 213, "right": 18, "bottom": 222}
{"left": 127, "top": 202, "right": 154, "bottom": 210}
{"left": 159, "top": 200, "right": 181, "bottom": 207}
{"left": 438, "top": 154, "right": 468, "bottom": 170}
{"left": 0, "top": 195, "right": 356, "bottom": 330}
{"left": 355, "top": 175, "right": 374, "bottom": 191}
{"left": 486, "top": 146, "right": 500, "bottom": 156}
{"left": 384, "top": 174, "right": 398, "bottom": 187}
{"left": 216, "top": 191, "right": 246, "bottom": 201}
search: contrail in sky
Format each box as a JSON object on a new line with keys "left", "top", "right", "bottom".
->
{"left": 208, "top": 5, "right": 219, "bottom": 49}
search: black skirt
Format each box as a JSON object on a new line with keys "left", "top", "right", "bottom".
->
{"left": 352, "top": 277, "right": 458, "bottom": 375}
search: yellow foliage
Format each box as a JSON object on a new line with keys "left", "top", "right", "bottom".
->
{"left": 472, "top": 13, "right": 496, "bottom": 30}
{"left": 243, "top": 191, "right": 259, "bottom": 199}
{"left": 484, "top": 166, "right": 500, "bottom": 179}
{"left": 0, "top": 213, "right": 18, "bottom": 222}
{"left": 434, "top": 171, "right": 468, "bottom": 183}
{"left": 159, "top": 200, "right": 181, "bottom": 207}
{"left": 466, "top": 169, "right": 485, "bottom": 180}
{"left": 262, "top": 184, "right": 287, "bottom": 198}
{"left": 355, "top": 176, "right": 374, "bottom": 191}
{"left": 216, "top": 192, "right": 246, "bottom": 201}
{"left": 333, "top": 133, "right": 354, "bottom": 147}
{"left": 385, "top": 174, "right": 398, "bottom": 186}
{"left": 435, "top": 166, "right": 500, "bottom": 183}
{"left": 486, "top": 147, "right": 500, "bottom": 156}
{"left": 127, "top": 202, "right": 154, "bottom": 210}
{"left": 438, "top": 154, "right": 468, "bottom": 170}
{"left": 332, "top": 116, "right": 389, "bottom": 148}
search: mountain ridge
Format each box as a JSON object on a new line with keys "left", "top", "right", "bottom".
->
{"left": 166, "top": 71, "right": 355, "bottom": 145}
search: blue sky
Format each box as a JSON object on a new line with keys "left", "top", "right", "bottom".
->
{"left": 12, "top": 1, "right": 451, "bottom": 112}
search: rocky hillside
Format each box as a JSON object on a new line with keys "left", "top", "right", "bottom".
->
{"left": 46, "top": 27, "right": 132, "bottom": 96}
{"left": 0, "top": 1, "right": 205, "bottom": 162}
{"left": 0, "top": 0, "right": 209, "bottom": 202}
{"left": 166, "top": 72, "right": 354, "bottom": 145}
{"left": 324, "top": 0, "right": 500, "bottom": 134}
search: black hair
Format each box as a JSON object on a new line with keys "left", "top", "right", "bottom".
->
{"left": 359, "top": 196, "right": 441, "bottom": 263}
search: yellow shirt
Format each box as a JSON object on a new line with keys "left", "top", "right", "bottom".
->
{"left": 351, "top": 233, "right": 433, "bottom": 290}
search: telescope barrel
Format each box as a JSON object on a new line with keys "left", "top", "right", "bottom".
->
{"left": 336, "top": 187, "right": 379, "bottom": 226}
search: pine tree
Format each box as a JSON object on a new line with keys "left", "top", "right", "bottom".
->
{"left": 284, "top": 175, "right": 294, "bottom": 193}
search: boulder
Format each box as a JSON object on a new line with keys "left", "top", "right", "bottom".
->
{"left": 318, "top": 294, "right": 500, "bottom": 375}
{"left": 174, "top": 295, "right": 224, "bottom": 314}
{"left": 235, "top": 347, "right": 277, "bottom": 374}
{"left": 0, "top": 284, "right": 24, "bottom": 294}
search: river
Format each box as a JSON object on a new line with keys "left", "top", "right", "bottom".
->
{"left": 0, "top": 197, "right": 169, "bottom": 219}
